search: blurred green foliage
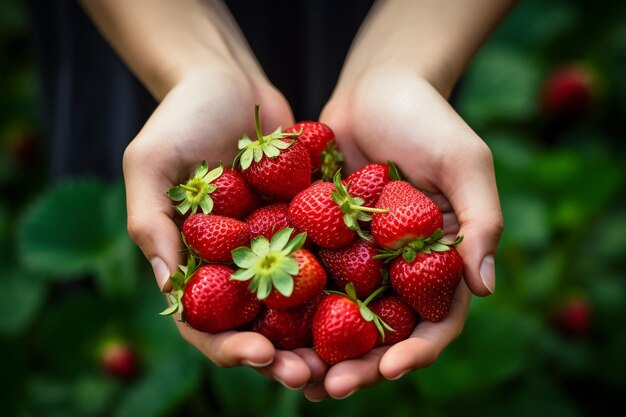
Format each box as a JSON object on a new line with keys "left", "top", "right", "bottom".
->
{"left": 1, "top": 0, "right": 625, "bottom": 416}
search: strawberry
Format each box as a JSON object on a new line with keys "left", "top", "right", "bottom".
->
{"left": 542, "top": 65, "right": 595, "bottom": 120}
{"left": 100, "top": 340, "right": 139, "bottom": 380}
{"left": 234, "top": 105, "right": 311, "bottom": 201}
{"left": 161, "top": 257, "right": 261, "bottom": 333}
{"left": 344, "top": 161, "right": 400, "bottom": 208}
{"left": 245, "top": 203, "right": 291, "bottom": 240}
{"left": 312, "top": 283, "right": 392, "bottom": 365}
{"left": 371, "top": 181, "right": 443, "bottom": 250}
{"left": 319, "top": 239, "right": 384, "bottom": 299}
{"left": 183, "top": 214, "right": 250, "bottom": 263}
{"left": 368, "top": 295, "right": 418, "bottom": 346}
{"left": 288, "top": 171, "right": 388, "bottom": 249}
{"left": 252, "top": 295, "right": 322, "bottom": 350}
{"left": 388, "top": 239, "right": 463, "bottom": 322}
{"left": 231, "top": 228, "right": 326, "bottom": 309}
{"left": 552, "top": 295, "right": 591, "bottom": 337}
{"left": 284, "top": 121, "right": 343, "bottom": 180}
{"left": 167, "top": 161, "right": 258, "bottom": 219}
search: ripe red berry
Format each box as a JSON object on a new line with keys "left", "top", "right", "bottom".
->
{"left": 368, "top": 295, "right": 418, "bottom": 346}
{"left": 319, "top": 239, "right": 384, "bottom": 298}
{"left": 542, "top": 65, "right": 595, "bottom": 120}
{"left": 100, "top": 341, "right": 139, "bottom": 381}
{"left": 245, "top": 203, "right": 291, "bottom": 240}
{"left": 344, "top": 163, "right": 393, "bottom": 207}
{"left": 553, "top": 295, "right": 591, "bottom": 337}
{"left": 182, "top": 214, "right": 250, "bottom": 263}
{"left": 284, "top": 121, "right": 336, "bottom": 173}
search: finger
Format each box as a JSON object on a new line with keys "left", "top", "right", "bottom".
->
{"left": 292, "top": 348, "right": 328, "bottom": 384}
{"left": 323, "top": 346, "right": 390, "bottom": 399}
{"left": 255, "top": 350, "right": 312, "bottom": 390}
{"left": 302, "top": 381, "right": 329, "bottom": 402}
{"left": 379, "top": 281, "right": 472, "bottom": 379}
{"left": 124, "top": 146, "right": 181, "bottom": 292}
{"left": 439, "top": 140, "right": 504, "bottom": 296}
{"left": 177, "top": 323, "right": 275, "bottom": 368}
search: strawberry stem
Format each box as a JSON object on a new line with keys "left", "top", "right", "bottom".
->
{"left": 362, "top": 285, "right": 390, "bottom": 306}
{"left": 350, "top": 205, "right": 389, "bottom": 213}
{"left": 254, "top": 104, "right": 264, "bottom": 142}
{"left": 179, "top": 184, "right": 198, "bottom": 193}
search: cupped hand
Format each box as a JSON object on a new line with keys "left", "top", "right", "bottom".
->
{"left": 123, "top": 69, "right": 327, "bottom": 388}
{"left": 302, "top": 66, "right": 504, "bottom": 400}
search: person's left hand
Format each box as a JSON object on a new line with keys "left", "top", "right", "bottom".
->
{"left": 302, "top": 64, "right": 503, "bottom": 401}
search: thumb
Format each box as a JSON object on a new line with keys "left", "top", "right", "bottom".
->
{"left": 441, "top": 142, "right": 504, "bottom": 297}
{"left": 124, "top": 145, "right": 182, "bottom": 292}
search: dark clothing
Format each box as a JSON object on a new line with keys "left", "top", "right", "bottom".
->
{"left": 27, "top": 0, "right": 374, "bottom": 180}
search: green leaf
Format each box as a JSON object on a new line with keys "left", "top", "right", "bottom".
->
{"left": 270, "top": 227, "right": 294, "bottom": 251}
{"left": 0, "top": 269, "right": 47, "bottom": 336}
{"left": 166, "top": 186, "right": 186, "bottom": 201}
{"left": 271, "top": 270, "right": 294, "bottom": 297}
{"left": 240, "top": 148, "right": 254, "bottom": 170}
{"left": 387, "top": 160, "right": 402, "bottom": 180}
{"left": 272, "top": 139, "right": 291, "bottom": 149}
{"left": 230, "top": 267, "right": 257, "bottom": 282}
{"left": 282, "top": 257, "right": 300, "bottom": 275}
{"left": 344, "top": 214, "right": 358, "bottom": 230}
{"left": 198, "top": 196, "right": 214, "bottom": 214}
{"left": 257, "top": 278, "right": 273, "bottom": 299}
{"left": 18, "top": 180, "right": 138, "bottom": 297}
{"left": 175, "top": 200, "right": 192, "bottom": 215}
{"left": 238, "top": 135, "right": 252, "bottom": 150}
{"left": 253, "top": 147, "right": 263, "bottom": 163}
{"left": 262, "top": 144, "right": 280, "bottom": 158}
{"left": 340, "top": 200, "right": 352, "bottom": 213}
{"left": 250, "top": 236, "right": 270, "bottom": 257}
{"left": 429, "top": 242, "right": 450, "bottom": 252}
{"left": 194, "top": 160, "right": 209, "bottom": 177}
{"left": 359, "top": 304, "right": 374, "bottom": 321}
{"left": 402, "top": 248, "right": 417, "bottom": 263}
{"left": 204, "top": 164, "right": 224, "bottom": 183}
{"left": 231, "top": 247, "right": 258, "bottom": 268}
{"left": 282, "top": 232, "right": 307, "bottom": 254}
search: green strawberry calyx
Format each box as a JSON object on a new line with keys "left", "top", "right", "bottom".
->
{"left": 230, "top": 227, "right": 307, "bottom": 300}
{"left": 159, "top": 256, "right": 200, "bottom": 317}
{"left": 166, "top": 161, "right": 224, "bottom": 215}
{"left": 327, "top": 283, "right": 395, "bottom": 341}
{"left": 387, "top": 160, "right": 402, "bottom": 181}
{"left": 374, "top": 229, "right": 464, "bottom": 263}
{"left": 233, "top": 105, "right": 303, "bottom": 171}
{"left": 320, "top": 140, "right": 345, "bottom": 181}
{"left": 331, "top": 170, "right": 389, "bottom": 242}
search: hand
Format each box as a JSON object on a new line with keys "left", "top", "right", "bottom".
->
{"left": 123, "top": 69, "right": 327, "bottom": 389}
{"left": 302, "top": 65, "right": 504, "bottom": 400}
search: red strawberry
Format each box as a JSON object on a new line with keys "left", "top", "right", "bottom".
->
{"left": 369, "top": 295, "right": 418, "bottom": 346}
{"left": 245, "top": 203, "right": 291, "bottom": 240}
{"left": 312, "top": 284, "right": 391, "bottom": 365}
{"left": 552, "top": 295, "right": 591, "bottom": 337}
{"left": 542, "top": 65, "right": 595, "bottom": 120}
{"left": 183, "top": 214, "right": 250, "bottom": 263}
{"left": 161, "top": 258, "right": 261, "bottom": 333}
{"left": 252, "top": 295, "right": 322, "bottom": 350}
{"left": 390, "top": 245, "right": 463, "bottom": 322}
{"left": 100, "top": 340, "right": 139, "bottom": 380}
{"left": 344, "top": 162, "right": 398, "bottom": 208}
{"left": 234, "top": 106, "right": 311, "bottom": 201}
{"left": 371, "top": 181, "right": 442, "bottom": 250}
{"left": 167, "top": 161, "right": 258, "bottom": 219}
{"left": 284, "top": 121, "right": 335, "bottom": 172}
{"left": 288, "top": 171, "right": 388, "bottom": 249}
{"left": 319, "top": 239, "right": 384, "bottom": 298}
{"left": 231, "top": 228, "right": 326, "bottom": 309}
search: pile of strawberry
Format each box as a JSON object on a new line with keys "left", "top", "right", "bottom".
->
{"left": 161, "top": 106, "right": 464, "bottom": 365}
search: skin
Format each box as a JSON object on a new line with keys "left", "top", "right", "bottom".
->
{"left": 81, "top": 0, "right": 511, "bottom": 401}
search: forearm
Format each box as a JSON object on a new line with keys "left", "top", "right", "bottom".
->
{"left": 80, "top": 0, "right": 263, "bottom": 100}
{"left": 339, "top": 0, "right": 516, "bottom": 97}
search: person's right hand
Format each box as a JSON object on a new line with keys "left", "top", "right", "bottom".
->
{"left": 123, "top": 69, "right": 327, "bottom": 389}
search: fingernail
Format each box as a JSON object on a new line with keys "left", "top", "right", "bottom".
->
{"left": 242, "top": 358, "right": 274, "bottom": 368}
{"left": 480, "top": 255, "right": 496, "bottom": 294}
{"left": 304, "top": 394, "right": 322, "bottom": 403}
{"left": 388, "top": 370, "right": 408, "bottom": 381}
{"left": 150, "top": 257, "right": 170, "bottom": 292}
{"left": 276, "top": 378, "right": 306, "bottom": 391}
{"left": 332, "top": 389, "right": 356, "bottom": 400}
